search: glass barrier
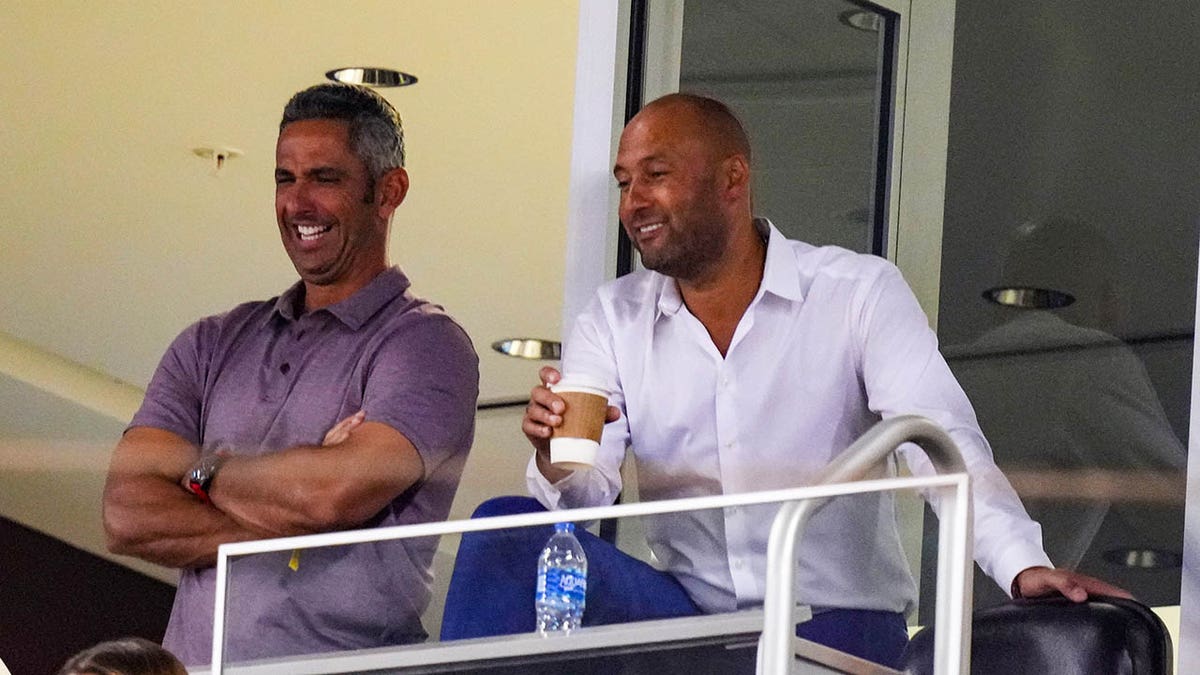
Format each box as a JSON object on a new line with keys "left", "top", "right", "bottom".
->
{"left": 205, "top": 472, "right": 971, "bottom": 674}
{"left": 935, "top": 0, "right": 1195, "bottom": 617}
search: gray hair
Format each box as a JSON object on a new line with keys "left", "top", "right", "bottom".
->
{"left": 280, "top": 83, "right": 406, "bottom": 176}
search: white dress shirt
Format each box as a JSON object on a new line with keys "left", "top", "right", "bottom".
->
{"left": 527, "top": 219, "right": 1051, "bottom": 615}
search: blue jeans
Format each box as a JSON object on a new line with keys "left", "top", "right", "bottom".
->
{"left": 441, "top": 497, "right": 908, "bottom": 668}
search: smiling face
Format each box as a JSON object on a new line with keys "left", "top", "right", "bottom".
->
{"left": 274, "top": 118, "right": 406, "bottom": 309}
{"left": 613, "top": 103, "right": 738, "bottom": 283}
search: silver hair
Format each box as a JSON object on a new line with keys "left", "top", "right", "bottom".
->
{"left": 280, "top": 83, "right": 405, "bottom": 177}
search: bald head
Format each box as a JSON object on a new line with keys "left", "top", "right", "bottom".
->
{"left": 634, "top": 93, "right": 752, "bottom": 164}
{"left": 614, "top": 93, "right": 757, "bottom": 284}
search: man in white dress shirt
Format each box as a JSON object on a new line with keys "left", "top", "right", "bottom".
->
{"left": 445, "top": 93, "right": 1127, "bottom": 668}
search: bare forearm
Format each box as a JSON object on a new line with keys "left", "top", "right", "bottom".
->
{"left": 209, "top": 445, "right": 343, "bottom": 537}
{"left": 210, "top": 423, "right": 423, "bottom": 536}
{"left": 104, "top": 474, "right": 266, "bottom": 568}
{"left": 105, "top": 420, "right": 422, "bottom": 559}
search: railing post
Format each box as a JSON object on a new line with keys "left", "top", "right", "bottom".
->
{"left": 211, "top": 548, "right": 229, "bottom": 673}
{"left": 760, "top": 415, "right": 972, "bottom": 675}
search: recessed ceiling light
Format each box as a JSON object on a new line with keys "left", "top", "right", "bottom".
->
{"left": 838, "top": 9, "right": 882, "bottom": 33}
{"left": 491, "top": 338, "right": 562, "bottom": 360}
{"left": 1102, "top": 547, "right": 1182, "bottom": 569}
{"left": 326, "top": 67, "right": 418, "bottom": 88}
{"left": 982, "top": 286, "right": 1076, "bottom": 309}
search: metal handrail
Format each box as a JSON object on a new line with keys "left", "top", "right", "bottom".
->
{"left": 760, "top": 415, "right": 974, "bottom": 675}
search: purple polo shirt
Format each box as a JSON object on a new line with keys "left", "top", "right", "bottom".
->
{"left": 129, "top": 267, "right": 478, "bottom": 666}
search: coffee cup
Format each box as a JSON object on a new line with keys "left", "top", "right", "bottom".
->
{"left": 549, "top": 375, "right": 610, "bottom": 470}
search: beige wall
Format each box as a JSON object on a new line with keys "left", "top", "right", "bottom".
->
{"left": 1, "top": 0, "right": 577, "bottom": 402}
{"left": 0, "top": 1, "right": 580, "bottom": 578}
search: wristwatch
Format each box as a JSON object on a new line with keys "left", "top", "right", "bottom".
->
{"left": 185, "top": 453, "right": 227, "bottom": 504}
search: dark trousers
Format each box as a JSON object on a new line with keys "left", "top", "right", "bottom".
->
{"left": 441, "top": 496, "right": 908, "bottom": 669}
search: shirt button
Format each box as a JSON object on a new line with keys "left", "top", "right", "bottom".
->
{"left": 733, "top": 559, "right": 745, "bottom": 570}
{"left": 280, "top": 362, "right": 291, "bottom": 374}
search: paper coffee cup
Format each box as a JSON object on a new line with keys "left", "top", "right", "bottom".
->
{"left": 549, "top": 376, "right": 609, "bottom": 470}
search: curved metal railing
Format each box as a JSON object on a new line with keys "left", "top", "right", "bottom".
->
{"left": 760, "top": 414, "right": 973, "bottom": 675}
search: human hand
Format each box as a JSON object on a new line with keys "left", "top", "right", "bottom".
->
{"left": 323, "top": 410, "right": 366, "bottom": 446}
{"left": 522, "top": 367, "right": 565, "bottom": 457}
{"left": 1013, "top": 566, "right": 1133, "bottom": 602}
{"left": 522, "top": 367, "right": 620, "bottom": 454}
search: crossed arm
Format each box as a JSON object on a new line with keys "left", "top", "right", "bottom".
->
{"left": 102, "top": 414, "right": 424, "bottom": 569}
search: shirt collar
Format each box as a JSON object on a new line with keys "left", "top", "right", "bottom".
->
{"left": 757, "top": 217, "right": 804, "bottom": 303}
{"left": 655, "top": 274, "right": 686, "bottom": 317}
{"left": 269, "top": 267, "right": 411, "bottom": 330}
{"left": 654, "top": 217, "right": 802, "bottom": 318}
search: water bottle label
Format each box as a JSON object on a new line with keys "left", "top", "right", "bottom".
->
{"left": 536, "top": 568, "right": 587, "bottom": 602}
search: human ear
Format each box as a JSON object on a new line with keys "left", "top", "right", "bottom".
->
{"left": 723, "top": 155, "right": 750, "bottom": 198}
{"left": 377, "top": 167, "right": 409, "bottom": 215}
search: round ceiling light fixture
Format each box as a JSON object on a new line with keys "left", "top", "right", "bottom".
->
{"left": 326, "top": 67, "right": 418, "bottom": 88}
{"left": 982, "top": 286, "right": 1076, "bottom": 310}
{"left": 1102, "top": 547, "right": 1182, "bottom": 569}
{"left": 491, "top": 338, "right": 562, "bottom": 361}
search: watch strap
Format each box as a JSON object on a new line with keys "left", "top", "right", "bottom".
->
{"left": 186, "top": 453, "right": 227, "bottom": 503}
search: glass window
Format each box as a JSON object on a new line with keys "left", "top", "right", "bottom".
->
{"left": 934, "top": 0, "right": 1197, "bottom": 611}
{"left": 674, "top": 0, "right": 894, "bottom": 255}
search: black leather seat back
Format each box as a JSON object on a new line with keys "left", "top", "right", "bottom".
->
{"left": 902, "top": 596, "right": 1171, "bottom": 675}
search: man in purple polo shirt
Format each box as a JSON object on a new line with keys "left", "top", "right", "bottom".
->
{"left": 102, "top": 83, "right": 479, "bottom": 666}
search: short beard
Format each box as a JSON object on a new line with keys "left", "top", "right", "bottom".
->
{"left": 639, "top": 217, "right": 729, "bottom": 282}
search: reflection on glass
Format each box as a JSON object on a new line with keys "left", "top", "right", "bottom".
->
{"left": 935, "top": 0, "right": 1196, "bottom": 615}
{"left": 946, "top": 219, "right": 1186, "bottom": 607}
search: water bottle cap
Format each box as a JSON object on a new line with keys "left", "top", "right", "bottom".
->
{"left": 555, "top": 522, "right": 574, "bottom": 533}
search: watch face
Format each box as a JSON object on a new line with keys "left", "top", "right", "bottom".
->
{"left": 187, "top": 455, "right": 219, "bottom": 503}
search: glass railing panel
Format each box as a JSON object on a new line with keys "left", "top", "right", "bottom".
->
{"left": 206, "top": 473, "right": 970, "bottom": 674}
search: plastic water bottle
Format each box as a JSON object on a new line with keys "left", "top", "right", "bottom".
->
{"left": 535, "top": 522, "right": 588, "bottom": 635}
